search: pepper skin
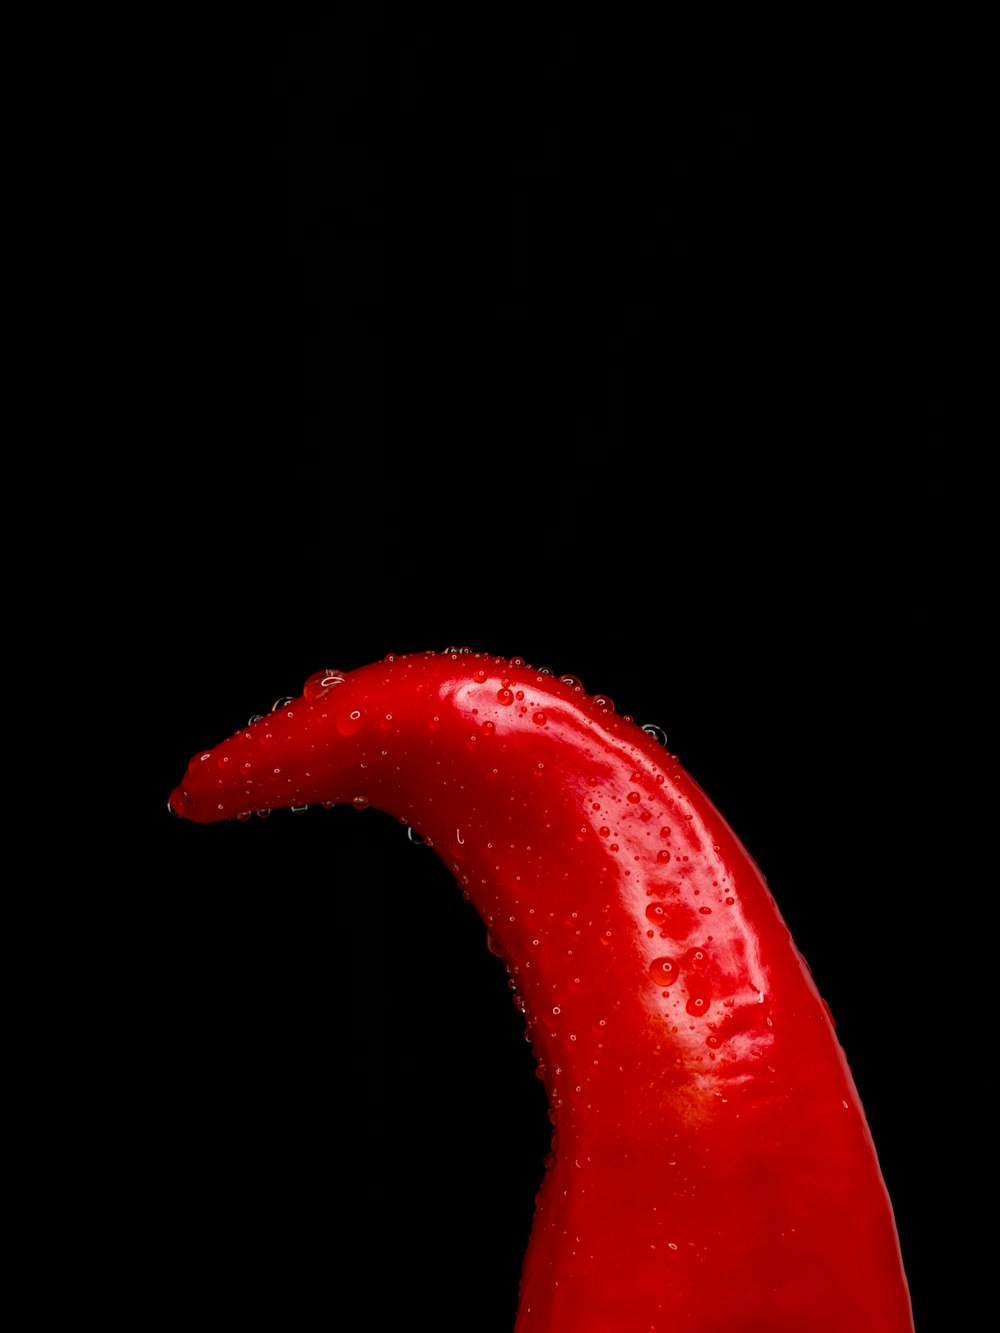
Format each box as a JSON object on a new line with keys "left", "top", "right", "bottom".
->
{"left": 169, "top": 650, "right": 914, "bottom": 1332}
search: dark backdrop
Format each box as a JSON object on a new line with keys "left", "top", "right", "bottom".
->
{"left": 85, "top": 17, "right": 943, "bottom": 1330}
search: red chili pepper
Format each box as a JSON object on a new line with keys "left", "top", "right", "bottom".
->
{"left": 169, "top": 650, "right": 914, "bottom": 1332}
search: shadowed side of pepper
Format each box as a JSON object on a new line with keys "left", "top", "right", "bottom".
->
{"left": 169, "top": 650, "right": 914, "bottom": 1332}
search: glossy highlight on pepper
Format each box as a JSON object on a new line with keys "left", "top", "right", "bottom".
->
{"left": 169, "top": 649, "right": 914, "bottom": 1332}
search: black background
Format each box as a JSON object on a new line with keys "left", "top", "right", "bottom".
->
{"left": 80, "top": 16, "right": 955, "bottom": 1330}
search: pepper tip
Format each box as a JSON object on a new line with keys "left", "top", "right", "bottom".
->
{"left": 167, "top": 787, "right": 193, "bottom": 819}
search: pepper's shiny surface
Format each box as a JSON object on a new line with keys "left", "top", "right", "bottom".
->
{"left": 170, "top": 650, "right": 914, "bottom": 1332}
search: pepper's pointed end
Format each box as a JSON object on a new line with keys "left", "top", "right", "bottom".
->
{"left": 168, "top": 787, "right": 197, "bottom": 821}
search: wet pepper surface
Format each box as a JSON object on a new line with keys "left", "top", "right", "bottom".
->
{"left": 170, "top": 649, "right": 914, "bottom": 1332}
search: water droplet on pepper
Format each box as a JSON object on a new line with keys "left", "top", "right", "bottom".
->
{"left": 302, "top": 669, "right": 346, "bottom": 701}
{"left": 649, "top": 956, "right": 679, "bottom": 985}
{"left": 337, "top": 708, "right": 365, "bottom": 735}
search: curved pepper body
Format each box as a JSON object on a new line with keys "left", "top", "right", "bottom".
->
{"left": 170, "top": 650, "right": 913, "bottom": 1332}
